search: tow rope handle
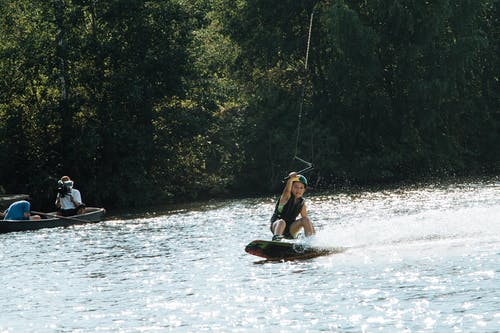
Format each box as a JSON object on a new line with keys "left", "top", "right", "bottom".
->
{"left": 283, "top": 156, "right": 314, "bottom": 181}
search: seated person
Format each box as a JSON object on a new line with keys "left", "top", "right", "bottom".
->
{"left": 55, "top": 176, "right": 85, "bottom": 216}
{"left": 3, "top": 200, "right": 41, "bottom": 220}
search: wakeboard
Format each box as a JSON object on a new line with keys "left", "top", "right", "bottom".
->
{"left": 245, "top": 239, "right": 342, "bottom": 261}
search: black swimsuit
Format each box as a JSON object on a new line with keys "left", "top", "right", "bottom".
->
{"left": 270, "top": 196, "right": 304, "bottom": 238}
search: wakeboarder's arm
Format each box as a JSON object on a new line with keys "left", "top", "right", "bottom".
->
{"left": 300, "top": 202, "right": 308, "bottom": 218}
{"left": 279, "top": 171, "right": 297, "bottom": 205}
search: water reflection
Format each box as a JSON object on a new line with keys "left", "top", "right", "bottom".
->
{"left": 0, "top": 179, "right": 498, "bottom": 332}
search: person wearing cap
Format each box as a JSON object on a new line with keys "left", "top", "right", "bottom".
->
{"left": 270, "top": 171, "right": 315, "bottom": 241}
{"left": 3, "top": 200, "right": 41, "bottom": 220}
{"left": 55, "top": 176, "right": 85, "bottom": 216}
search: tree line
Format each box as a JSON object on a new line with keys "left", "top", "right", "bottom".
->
{"left": 0, "top": 0, "right": 498, "bottom": 210}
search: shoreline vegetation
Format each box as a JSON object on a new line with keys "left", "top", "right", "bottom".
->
{"left": 1, "top": 1, "right": 498, "bottom": 212}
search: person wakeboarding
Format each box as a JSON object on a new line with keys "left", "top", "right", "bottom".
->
{"left": 270, "top": 172, "right": 315, "bottom": 241}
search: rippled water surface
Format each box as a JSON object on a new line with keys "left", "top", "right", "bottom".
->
{"left": 1, "top": 179, "right": 499, "bottom": 332}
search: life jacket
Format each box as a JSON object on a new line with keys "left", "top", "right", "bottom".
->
{"left": 270, "top": 195, "right": 304, "bottom": 225}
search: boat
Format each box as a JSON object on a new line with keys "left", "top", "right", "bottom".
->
{"left": 0, "top": 207, "right": 106, "bottom": 233}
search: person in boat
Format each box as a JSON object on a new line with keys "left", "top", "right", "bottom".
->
{"left": 270, "top": 172, "right": 315, "bottom": 241}
{"left": 3, "top": 200, "right": 41, "bottom": 220}
{"left": 55, "top": 176, "right": 85, "bottom": 216}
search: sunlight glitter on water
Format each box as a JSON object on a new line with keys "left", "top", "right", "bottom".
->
{"left": 0, "top": 179, "right": 498, "bottom": 332}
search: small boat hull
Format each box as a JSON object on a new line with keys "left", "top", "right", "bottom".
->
{"left": 0, "top": 207, "right": 106, "bottom": 233}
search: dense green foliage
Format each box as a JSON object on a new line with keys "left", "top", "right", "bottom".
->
{"left": 0, "top": 0, "right": 498, "bottom": 209}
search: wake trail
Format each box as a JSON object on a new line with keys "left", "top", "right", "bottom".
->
{"left": 310, "top": 205, "right": 500, "bottom": 253}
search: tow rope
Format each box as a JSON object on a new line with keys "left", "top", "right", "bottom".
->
{"left": 292, "top": 9, "right": 315, "bottom": 176}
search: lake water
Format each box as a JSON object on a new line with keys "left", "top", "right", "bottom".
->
{"left": 0, "top": 179, "right": 499, "bottom": 332}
